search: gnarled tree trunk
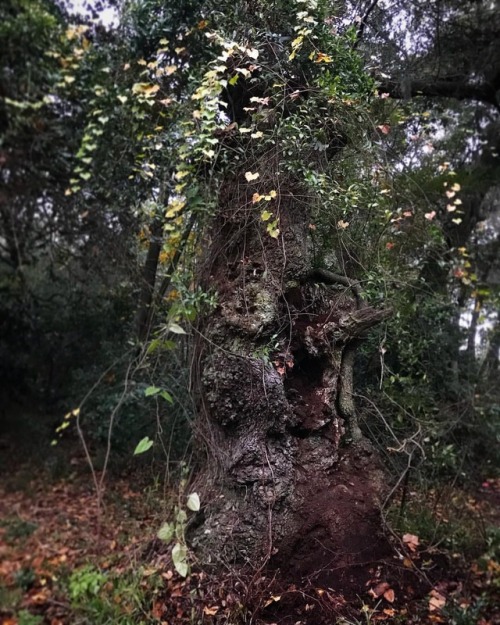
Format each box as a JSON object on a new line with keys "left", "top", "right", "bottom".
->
{"left": 193, "top": 160, "right": 391, "bottom": 586}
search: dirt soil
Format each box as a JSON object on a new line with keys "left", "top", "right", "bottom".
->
{"left": 1, "top": 465, "right": 499, "bottom": 625}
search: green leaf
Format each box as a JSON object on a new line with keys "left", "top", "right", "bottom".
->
{"left": 186, "top": 492, "right": 200, "bottom": 512}
{"left": 172, "top": 542, "right": 188, "bottom": 577}
{"left": 160, "top": 390, "right": 174, "bottom": 404}
{"left": 146, "top": 338, "right": 177, "bottom": 355}
{"left": 168, "top": 322, "right": 186, "bottom": 335}
{"left": 176, "top": 508, "right": 187, "bottom": 524}
{"left": 145, "top": 385, "right": 161, "bottom": 396}
{"left": 260, "top": 210, "right": 272, "bottom": 222}
{"left": 157, "top": 522, "right": 174, "bottom": 543}
{"left": 133, "top": 436, "right": 154, "bottom": 455}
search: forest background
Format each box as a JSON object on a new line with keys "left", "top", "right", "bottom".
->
{"left": 0, "top": 0, "right": 499, "bottom": 623}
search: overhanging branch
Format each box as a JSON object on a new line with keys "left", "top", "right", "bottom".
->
{"left": 377, "top": 78, "right": 499, "bottom": 106}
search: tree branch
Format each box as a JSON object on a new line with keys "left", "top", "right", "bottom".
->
{"left": 353, "top": 0, "right": 380, "bottom": 50}
{"left": 377, "top": 78, "right": 499, "bottom": 106}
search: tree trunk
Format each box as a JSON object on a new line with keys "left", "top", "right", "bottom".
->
{"left": 193, "top": 167, "right": 391, "bottom": 585}
{"left": 136, "top": 219, "right": 163, "bottom": 342}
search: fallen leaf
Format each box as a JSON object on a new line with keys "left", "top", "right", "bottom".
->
{"left": 369, "top": 581, "right": 390, "bottom": 598}
{"left": 383, "top": 588, "right": 395, "bottom": 603}
{"left": 403, "top": 533, "right": 420, "bottom": 552}
{"left": 203, "top": 606, "right": 219, "bottom": 615}
{"left": 429, "top": 589, "right": 446, "bottom": 612}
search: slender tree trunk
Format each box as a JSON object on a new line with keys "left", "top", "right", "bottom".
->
{"left": 193, "top": 166, "right": 390, "bottom": 584}
{"left": 136, "top": 219, "right": 163, "bottom": 342}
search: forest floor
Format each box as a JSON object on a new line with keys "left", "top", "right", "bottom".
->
{"left": 1, "top": 456, "right": 499, "bottom": 625}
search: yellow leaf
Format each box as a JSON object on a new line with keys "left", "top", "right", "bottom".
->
{"left": 165, "top": 200, "right": 186, "bottom": 218}
{"left": 252, "top": 193, "right": 263, "bottom": 204}
{"left": 132, "top": 83, "right": 160, "bottom": 96}
{"left": 315, "top": 52, "right": 332, "bottom": 63}
{"left": 269, "top": 190, "right": 277, "bottom": 199}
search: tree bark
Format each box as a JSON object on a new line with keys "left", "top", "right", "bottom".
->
{"left": 135, "top": 219, "right": 163, "bottom": 342}
{"left": 377, "top": 78, "right": 499, "bottom": 106}
{"left": 192, "top": 166, "right": 391, "bottom": 584}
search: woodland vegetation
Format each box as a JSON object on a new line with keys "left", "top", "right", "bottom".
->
{"left": 0, "top": 0, "right": 499, "bottom": 623}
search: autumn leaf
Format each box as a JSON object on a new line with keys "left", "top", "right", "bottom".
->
{"left": 383, "top": 588, "right": 395, "bottom": 603}
{"left": 152, "top": 601, "right": 164, "bottom": 619}
{"left": 429, "top": 589, "right": 446, "bottom": 612}
{"left": 315, "top": 52, "right": 332, "bottom": 63}
{"left": 264, "top": 595, "right": 281, "bottom": 607}
{"left": 203, "top": 606, "right": 219, "bottom": 615}
{"left": 424, "top": 211, "right": 436, "bottom": 221}
{"left": 245, "top": 171, "right": 259, "bottom": 182}
{"left": 337, "top": 219, "right": 349, "bottom": 229}
{"left": 369, "top": 581, "right": 390, "bottom": 598}
{"left": 377, "top": 124, "right": 391, "bottom": 134}
{"left": 132, "top": 83, "right": 160, "bottom": 97}
{"left": 403, "top": 533, "right": 420, "bottom": 552}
